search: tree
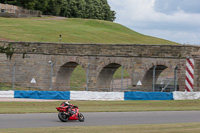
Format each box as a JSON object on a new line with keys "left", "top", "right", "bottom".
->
{"left": 0, "top": 0, "right": 17, "bottom": 5}
{"left": 34, "top": 0, "right": 50, "bottom": 13}
{"left": 16, "top": 0, "right": 37, "bottom": 10}
{"left": 101, "top": 0, "right": 116, "bottom": 21}
{"left": 60, "top": 0, "right": 116, "bottom": 21}
{"left": 0, "top": 0, "right": 116, "bottom": 21}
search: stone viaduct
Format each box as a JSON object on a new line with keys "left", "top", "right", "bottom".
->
{"left": 0, "top": 41, "right": 200, "bottom": 92}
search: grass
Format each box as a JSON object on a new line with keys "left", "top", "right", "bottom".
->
{"left": 113, "top": 66, "right": 130, "bottom": 79}
{"left": 0, "top": 65, "right": 129, "bottom": 91}
{"left": 0, "top": 65, "right": 131, "bottom": 91}
{"left": 1, "top": 100, "right": 200, "bottom": 114}
{"left": 68, "top": 65, "right": 130, "bottom": 90}
{"left": 1, "top": 100, "right": 200, "bottom": 132}
{"left": 0, "top": 17, "right": 194, "bottom": 132}
{"left": 0, "top": 17, "right": 179, "bottom": 90}
{"left": 0, "top": 17, "right": 179, "bottom": 44}
{"left": 69, "top": 65, "right": 87, "bottom": 91}
{"left": 0, "top": 83, "right": 41, "bottom": 91}
{"left": 1, "top": 123, "right": 200, "bottom": 133}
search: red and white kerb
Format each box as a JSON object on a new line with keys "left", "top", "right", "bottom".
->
{"left": 185, "top": 58, "right": 194, "bottom": 92}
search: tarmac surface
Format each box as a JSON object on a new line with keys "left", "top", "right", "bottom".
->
{"left": 1, "top": 111, "right": 200, "bottom": 128}
{"left": 1, "top": 98, "right": 200, "bottom": 129}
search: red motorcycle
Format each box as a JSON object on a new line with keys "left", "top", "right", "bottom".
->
{"left": 56, "top": 101, "right": 85, "bottom": 122}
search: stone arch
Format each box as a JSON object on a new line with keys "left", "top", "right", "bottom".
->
{"left": 97, "top": 58, "right": 130, "bottom": 73}
{"left": 142, "top": 65, "right": 168, "bottom": 89}
{"left": 55, "top": 60, "right": 86, "bottom": 91}
{"left": 96, "top": 58, "right": 132, "bottom": 90}
{"left": 141, "top": 60, "right": 177, "bottom": 91}
{"left": 96, "top": 63, "right": 121, "bottom": 89}
{"left": 143, "top": 60, "right": 174, "bottom": 72}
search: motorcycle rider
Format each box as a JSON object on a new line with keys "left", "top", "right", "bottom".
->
{"left": 60, "top": 100, "right": 73, "bottom": 115}
{"left": 61, "top": 100, "right": 70, "bottom": 106}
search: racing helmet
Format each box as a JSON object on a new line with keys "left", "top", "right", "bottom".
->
{"left": 65, "top": 100, "right": 70, "bottom": 105}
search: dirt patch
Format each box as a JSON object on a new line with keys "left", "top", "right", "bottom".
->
{"left": 0, "top": 37, "right": 13, "bottom": 41}
{"left": 33, "top": 16, "right": 67, "bottom": 20}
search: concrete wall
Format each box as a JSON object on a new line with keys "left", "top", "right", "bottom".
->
{"left": 1, "top": 41, "right": 200, "bottom": 91}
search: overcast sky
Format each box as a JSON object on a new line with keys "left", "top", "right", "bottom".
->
{"left": 108, "top": 0, "right": 200, "bottom": 45}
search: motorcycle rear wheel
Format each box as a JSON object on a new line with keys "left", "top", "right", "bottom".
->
{"left": 78, "top": 113, "right": 85, "bottom": 122}
{"left": 58, "top": 112, "right": 69, "bottom": 122}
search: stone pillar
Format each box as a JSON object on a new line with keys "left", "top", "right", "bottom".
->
{"left": 86, "top": 56, "right": 98, "bottom": 90}
{"left": 193, "top": 56, "right": 200, "bottom": 91}
{"left": 177, "top": 58, "right": 187, "bottom": 91}
{"left": 131, "top": 58, "right": 144, "bottom": 91}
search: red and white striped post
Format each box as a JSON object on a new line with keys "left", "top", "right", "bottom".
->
{"left": 185, "top": 58, "right": 194, "bottom": 92}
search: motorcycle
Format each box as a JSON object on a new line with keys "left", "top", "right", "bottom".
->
{"left": 56, "top": 102, "right": 85, "bottom": 122}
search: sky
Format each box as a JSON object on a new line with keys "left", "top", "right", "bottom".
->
{"left": 107, "top": 0, "right": 200, "bottom": 45}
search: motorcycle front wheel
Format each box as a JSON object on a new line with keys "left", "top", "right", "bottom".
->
{"left": 78, "top": 113, "right": 85, "bottom": 122}
{"left": 58, "top": 112, "right": 69, "bottom": 122}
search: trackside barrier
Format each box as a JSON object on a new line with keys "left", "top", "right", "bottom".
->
{"left": 70, "top": 91, "right": 124, "bottom": 101}
{"left": 124, "top": 92, "right": 173, "bottom": 100}
{"left": 173, "top": 91, "right": 200, "bottom": 100}
{"left": 0, "top": 91, "right": 14, "bottom": 98}
{"left": 14, "top": 90, "right": 70, "bottom": 100}
{"left": 2, "top": 91, "right": 200, "bottom": 100}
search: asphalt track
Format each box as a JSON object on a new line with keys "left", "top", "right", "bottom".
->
{"left": 1, "top": 111, "right": 200, "bottom": 129}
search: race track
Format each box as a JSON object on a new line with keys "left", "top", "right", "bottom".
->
{"left": 1, "top": 111, "right": 200, "bottom": 128}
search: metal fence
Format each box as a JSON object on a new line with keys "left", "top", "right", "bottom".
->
{"left": 0, "top": 3, "right": 41, "bottom": 16}
{"left": 0, "top": 62, "right": 179, "bottom": 92}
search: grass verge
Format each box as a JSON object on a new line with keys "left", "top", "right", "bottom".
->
{"left": 1, "top": 123, "right": 200, "bottom": 133}
{"left": 0, "top": 17, "right": 178, "bottom": 90}
{"left": 1, "top": 100, "right": 200, "bottom": 114}
{"left": 0, "top": 17, "right": 179, "bottom": 44}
